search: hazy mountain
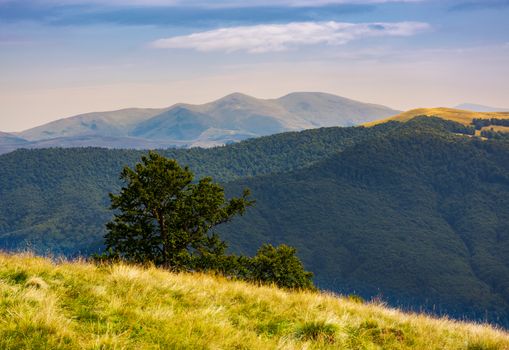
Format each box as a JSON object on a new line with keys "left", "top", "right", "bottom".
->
{"left": 0, "top": 132, "right": 29, "bottom": 155}
{"left": 277, "top": 92, "right": 397, "bottom": 127}
{"left": 456, "top": 103, "right": 509, "bottom": 112}
{"left": 1, "top": 92, "right": 399, "bottom": 154}
{"left": 19, "top": 108, "right": 168, "bottom": 141}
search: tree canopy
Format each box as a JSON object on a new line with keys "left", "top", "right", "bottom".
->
{"left": 103, "top": 151, "right": 314, "bottom": 291}
{"left": 104, "top": 151, "right": 252, "bottom": 269}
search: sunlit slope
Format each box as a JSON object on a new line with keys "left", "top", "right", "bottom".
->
{"left": 1, "top": 253, "right": 508, "bottom": 350}
{"left": 365, "top": 107, "right": 509, "bottom": 126}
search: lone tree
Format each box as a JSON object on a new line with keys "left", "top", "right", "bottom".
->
{"left": 249, "top": 244, "right": 314, "bottom": 290}
{"left": 104, "top": 151, "right": 252, "bottom": 270}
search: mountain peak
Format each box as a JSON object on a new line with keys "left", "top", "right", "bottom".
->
{"left": 217, "top": 92, "right": 257, "bottom": 102}
{"left": 278, "top": 91, "right": 346, "bottom": 99}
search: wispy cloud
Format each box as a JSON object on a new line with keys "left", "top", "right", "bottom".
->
{"left": 151, "top": 21, "right": 430, "bottom": 53}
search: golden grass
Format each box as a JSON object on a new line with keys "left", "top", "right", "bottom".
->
{"left": 1, "top": 252, "right": 508, "bottom": 349}
{"left": 364, "top": 108, "right": 509, "bottom": 127}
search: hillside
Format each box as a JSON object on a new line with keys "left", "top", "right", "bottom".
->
{"left": 0, "top": 123, "right": 393, "bottom": 253}
{"left": 1, "top": 118, "right": 509, "bottom": 326}
{"left": 222, "top": 118, "right": 509, "bottom": 325}
{"left": 0, "top": 92, "right": 399, "bottom": 154}
{"left": 1, "top": 253, "right": 508, "bottom": 350}
{"left": 365, "top": 108, "right": 509, "bottom": 126}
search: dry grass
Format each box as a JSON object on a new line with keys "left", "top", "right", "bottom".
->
{"left": 0, "top": 252, "right": 508, "bottom": 349}
{"left": 364, "top": 108, "right": 509, "bottom": 127}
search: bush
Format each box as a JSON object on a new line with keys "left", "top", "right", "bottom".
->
{"left": 247, "top": 244, "right": 314, "bottom": 290}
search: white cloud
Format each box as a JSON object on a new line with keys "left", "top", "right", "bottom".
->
{"left": 151, "top": 21, "right": 430, "bottom": 53}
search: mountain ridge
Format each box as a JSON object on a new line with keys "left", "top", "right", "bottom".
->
{"left": 0, "top": 92, "right": 399, "bottom": 154}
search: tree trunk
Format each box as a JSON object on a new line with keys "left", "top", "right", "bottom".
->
{"left": 157, "top": 210, "right": 168, "bottom": 268}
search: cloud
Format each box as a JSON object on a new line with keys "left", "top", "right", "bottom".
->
{"left": 151, "top": 21, "right": 430, "bottom": 53}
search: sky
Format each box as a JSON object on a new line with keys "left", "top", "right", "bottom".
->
{"left": 0, "top": 0, "right": 508, "bottom": 132}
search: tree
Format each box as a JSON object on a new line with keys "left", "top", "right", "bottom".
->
{"left": 104, "top": 151, "right": 252, "bottom": 269}
{"left": 249, "top": 244, "right": 314, "bottom": 290}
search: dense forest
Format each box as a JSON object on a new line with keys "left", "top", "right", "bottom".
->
{"left": 0, "top": 123, "right": 394, "bottom": 254}
{"left": 0, "top": 117, "right": 508, "bottom": 326}
{"left": 223, "top": 119, "right": 509, "bottom": 325}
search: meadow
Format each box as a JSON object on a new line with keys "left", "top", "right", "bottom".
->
{"left": 1, "top": 252, "right": 508, "bottom": 349}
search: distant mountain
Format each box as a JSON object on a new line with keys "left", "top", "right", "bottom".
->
{"left": 456, "top": 103, "right": 509, "bottom": 112}
{"left": 0, "top": 132, "right": 29, "bottom": 155}
{"left": 0, "top": 92, "right": 399, "bottom": 154}
{"left": 18, "top": 108, "right": 169, "bottom": 141}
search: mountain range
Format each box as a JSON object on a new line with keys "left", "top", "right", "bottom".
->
{"left": 0, "top": 92, "right": 399, "bottom": 155}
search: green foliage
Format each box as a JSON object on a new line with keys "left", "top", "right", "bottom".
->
{"left": 102, "top": 152, "right": 312, "bottom": 289}
{"left": 473, "top": 118, "right": 509, "bottom": 130}
{"left": 481, "top": 129, "right": 509, "bottom": 140}
{"left": 220, "top": 118, "right": 509, "bottom": 326}
{"left": 105, "top": 151, "right": 252, "bottom": 269}
{"left": 0, "top": 124, "right": 387, "bottom": 255}
{"left": 247, "top": 244, "right": 314, "bottom": 290}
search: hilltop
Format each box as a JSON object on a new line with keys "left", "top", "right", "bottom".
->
{"left": 364, "top": 107, "right": 509, "bottom": 126}
{"left": 0, "top": 92, "right": 399, "bottom": 154}
{"left": 1, "top": 253, "right": 508, "bottom": 350}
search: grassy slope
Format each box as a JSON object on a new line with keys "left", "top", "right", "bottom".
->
{"left": 364, "top": 108, "right": 509, "bottom": 126}
{"left": 1, "top": 253, "right": 508, "bottom": 350}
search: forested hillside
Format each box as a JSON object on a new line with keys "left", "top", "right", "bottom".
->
{"left": 0, "top": 124, "right": 390, "bottom": 254}
{"left": 223, "top": 118, "right": 509, "bottom": 326}
{"left": 1, "top": 117, "right": 508, "bottom": 326}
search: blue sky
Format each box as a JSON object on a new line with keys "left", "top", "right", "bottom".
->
{"left": 0, "top": 0, "right": 508, "bottom": 131}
